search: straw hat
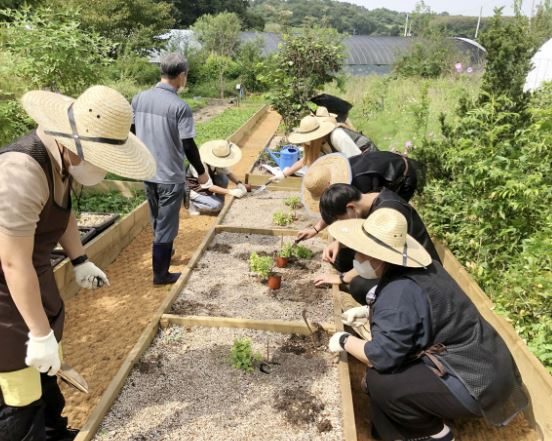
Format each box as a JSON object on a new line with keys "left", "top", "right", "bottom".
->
{"left": 21, "top": 85, "right": 156, "bottom": 180}
{"left": 287, "top": 115, "right": 335, "bottom": 145}
{"left": 302, "top": 153, "right": 352, "bottom": 215}
{"left": 328, "top": 208, "right": 432, "bottom": 268}
{"left": 315, "top": 106, "right": 337, "bottom": 119}
{"left": 200, "top": 139, "right": 242, "bottom": 168}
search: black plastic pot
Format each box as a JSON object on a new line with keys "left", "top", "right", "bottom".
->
{"left": 78, "top": 227, "right": 97, "bottom": 245}
{"left": 50, "top": 251, "right": 66, "bottom": 268}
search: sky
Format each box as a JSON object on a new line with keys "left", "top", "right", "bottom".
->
{"left": 337, "top": 0, "right": 537, "bottom": 16}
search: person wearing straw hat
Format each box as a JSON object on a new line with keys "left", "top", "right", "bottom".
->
{"left": 269, "top": 114, "right": 358, "bottom": 182}
{"left": 327, "top": 208, "right": 527, "bottom": 441}
{"left": 186, "top": 139, "right": 247, "bottom": 215}
{"left": 131, "top": 53, "right": 210, "bottom": 285}
{"left": 0, "top": 85, "right": 156, "bottom": 440}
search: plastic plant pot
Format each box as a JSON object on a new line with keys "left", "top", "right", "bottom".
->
{"left": 267, "top": 274, "right": 282, "bottom": 290}
{"left": 50, "top": 251, "right": 67, "bottom": 268}
{"left": 78, "top": 227, "right": 97, "bottom": 245}
{"left": 275, "top": 256, "right": 289, "bottom": 268}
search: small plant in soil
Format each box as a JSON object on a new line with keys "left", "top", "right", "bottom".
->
{"left": 272, "top": 210, "right": 294, "bottom": 226}
{"left": 279, "top": 242, "right": 294, "bottom": 259}
{"left": 249, "top": 252, "right": 273, "bottom": 279}
{"left": 292, "top": 244, "right": 314, "bottom": 259}
{"left": 284, "top": 196, "right": 302, "bottom": 211}
{"left": 230, "top": 337, "right": 263, "bottom": 373}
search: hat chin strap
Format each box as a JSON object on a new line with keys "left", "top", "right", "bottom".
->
{"left": 44, "top": 103, "right": 127, "bottom": 161}
{"left": 360, "top": 225, "right": 426, "bottom": 267}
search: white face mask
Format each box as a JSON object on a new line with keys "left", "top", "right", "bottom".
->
{"left": 68, "top": 161, "right": 107, "bottom": 186}
{"left": 353, "top": 258, "right": 379, "bottom": 280}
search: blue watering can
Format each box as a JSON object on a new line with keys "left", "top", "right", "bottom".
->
{"left": 265, "top": 145, "right": 300, "bottom": 170}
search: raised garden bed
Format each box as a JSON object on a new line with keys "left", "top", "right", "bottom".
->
{"left": 170, "top": 232, "right": 333, "bottom": 324}
{"left": 222, "top": 191, "right": 316, "bottom": 230}
{"left": 50, "top": 251, "right": 66, "bottom": 268}
{"left": 93, "top": 325, "right": 344, "bottom": 441}
{"left": 77, "top": 212, "right": 120, "bottom": 234}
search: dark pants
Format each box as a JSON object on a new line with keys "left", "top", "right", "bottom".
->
{"left": 0, "top": 374, "right": 68, "bottom": 441}
{"left": 145, "top": 182, "right": 185, "bottom": 244}
{"left": 334, "top": 248, "right": 377, "bottom": 305}
{"left": 363, "top": 362, "right": 477, "bottom": 441}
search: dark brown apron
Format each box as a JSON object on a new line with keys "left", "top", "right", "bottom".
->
{"left": 0, "top": 132, "right": 71, "bottom": 372}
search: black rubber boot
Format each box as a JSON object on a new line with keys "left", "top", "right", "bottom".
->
{"left": 152, "top": 242, "right": 181, "bottom": 285}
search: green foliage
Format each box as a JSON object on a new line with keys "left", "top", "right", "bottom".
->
{"left": 279, "top": 242, "right": 294, "bottom": 258}
{"left": 0, "top": 7, "right": 112, "bottom": 96}
{"left": 284, "top": 196, "right": 301, "bottom": 210}
{"left": 266, "top": 25, "right": 345, "bottom": 131}
{"left": 530, "top": 0, "right": 552, "bottom": 46}
{"left": 104, "top": 48, "right": 160, "bottom": 87}
{"left": 292, "top": 245, "right": 313, "bottom": 260}
{"left": 0, "top": 100, "right": 33, "bottom": 147}
{"left": 172, "top": 0, "right": 251, "bottom": 28}
{"left": 249, "top": 251, "right": 273, "bottom": 278}
{"left": 272, "top": 210, "right": 294, "bottom": 226}
{"left": 229, "top": 337, "right": 262, "bottom": 373}
{"left": 478, "top": 8, "right": 535, "bottom": 117}
{"left": 72, "top": 190, "right": 146, "bottom": 215}
{"left": 48, "top": 0, "right": 174, "bottom": 53}
{"left": 235, "top": 38, "right": 271, "bottom": 93}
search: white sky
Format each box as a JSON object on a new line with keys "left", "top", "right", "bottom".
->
{"left": 337, "top": 0, "right": 538, "bottom": 16}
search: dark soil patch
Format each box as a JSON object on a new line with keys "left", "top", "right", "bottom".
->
{"left": 317, "top": 419, "right": 333, "bottom": 433}
{"left": 273, "top": 386, "right": 325, "bottom": 428}
{"left": 279, "top": 331, "right": 329, "bottom": 357}
{"left": 208, "top": 243, "right": 233, "bottom": 254}
{"left": 136, "top": 353, "right": 162, "bottom": 374}
{"left": 169, "top": 299, "right": 227, "bottom": 317}
{"left": 234, "top": 250, "right": 272, "bottom": 261}
{"left": 272, "top": 279, "right": 326, "bottom": 304}
{"left": 289, "top": 258, "right": 322, "bottom": 272}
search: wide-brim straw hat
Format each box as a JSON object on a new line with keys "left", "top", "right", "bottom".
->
{"left": 21, "top": 85, "right": 156, "bottom": 180}
{"left": 302, "top": 153, "right": 352, "bottom": 215}
{"left": 287, "top": 115, "right": 335, "bottom": 145}
{"left": 200, "top": 139, "right": 242, "bottom": 168}
{"left": 315, "top": 106, "right": 337, "bottom": 119}
{"left": 328, "top": 208, "right": 432, "bottom": 268}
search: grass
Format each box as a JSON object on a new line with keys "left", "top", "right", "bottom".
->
{"left": 325, "top": 74, "right": 481, "bottom": 151}
{"left": 72, "top": 190, "right": 145, "bottom": 215}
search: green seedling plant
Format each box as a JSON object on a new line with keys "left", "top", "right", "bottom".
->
{"left": 284, "top": 196, "right": 301, "bottom": 210}
{"left": 249, "top": 252, "right": 273, "bottom": 278}
{"left": 272, "top": 210, "right": 294, "bottom": 226}
{"left": 279, "top": 242, "right": 294, "bottom": 258}
{"left": 293, "top": 245, "right": 314, "bottom": 260}
{"left": 230, "top": 338, "right": 263, "bottom": 373}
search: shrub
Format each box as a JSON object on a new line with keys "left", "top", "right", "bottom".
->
{"left": 0, "top": 100, "right": 33, "bottom": 147}
{"left": 249, "top": 252, "right": 273, "bottom": 278}
{"left": 230, "top": 338, "right": 262, "bottom": 373}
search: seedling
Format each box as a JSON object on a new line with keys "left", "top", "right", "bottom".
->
{"left": 279, "top": 242, "right": 294, "bottom": 258}
{"left": 293, "top": 244, "right": 314, "bottom": 259}
{"left": 273, "top": 210, "right": 294, "bottom": 226}
{"left": 249, "top": 252, "right": 273, "bottom": 278}
{"left": 284, "top": 196, "right": 302, "bottom": 210}
{"left": 230, "top": 338, "right": 263, "bottom": 373}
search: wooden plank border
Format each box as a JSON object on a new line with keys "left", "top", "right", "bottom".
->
{"left": 228, "top": 104, "right": 269, "bottom": 145}
{"left": 160, "top": 314, "right": 336, "bottom": 334}
{"left": 55, "top": 201, "right": 150, "bottom": 301}
{"left": 435, "top": 241, "right": 552, "bottom": 439}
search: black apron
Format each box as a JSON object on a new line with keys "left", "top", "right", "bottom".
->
{"left": 0, "top": 132, "right": 71, "bottom": 372}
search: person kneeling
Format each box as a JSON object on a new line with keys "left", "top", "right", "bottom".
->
{"left": 327, "top": 208, "right": 528, "bottom": 441}
{"left": 187, "top": 140, "right": 247, "bottom": 215}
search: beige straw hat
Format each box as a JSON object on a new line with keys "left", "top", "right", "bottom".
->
{"left": 287, "top": 115, "right": 335, "bottom": 145}
{"left": 315, "top": 106, "right": 337, "bottom": 119}
{"left": 328, "top": 208, "right": 432, "bottom": 268}
{"left": 21, "top": 85, "right": 156, "bottom": 180}
{"left": 200, "top": 139, "right": 242, "bottom": 168}
{"left": 302, "top": 153, "right": 352, "bottom": 215}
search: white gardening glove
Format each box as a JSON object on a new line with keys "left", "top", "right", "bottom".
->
{"left": 237, "top": 182, "right": 248, "bottom": 193}
{"left": 228, "top": 188, "right": 246, "bottom": 198}
{"left": 74, "top": 261, "right": 110, "bottom": 289}
{"left": 199, "top": 176, "right": 214, "bottom": 190}
{"left": 328, "top": 331, "right": 351, "bottom": 353}
{"left": 269, "top": 169, "right": 287, "bottom": 183}
{"left": 341, "top": 306, "right": 370, "bottom": 326}
{"left": 25, "top": 330, "right": 60, "bottom": 376}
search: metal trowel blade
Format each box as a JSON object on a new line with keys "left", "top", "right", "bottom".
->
{"left": 57, "top": 362, "right": 89, "bottom": 394}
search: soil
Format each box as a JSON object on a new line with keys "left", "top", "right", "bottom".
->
{"left": 60, "top": 108, "right": 282, "bottom": 429}
{"left": 193, "top": 99, "right": 231, "bottom": 124}
{"left": 172, "top": 232, "right": 334, "bottom": 323}
{"left": 93, "top": 326, "right": 343, "bottom": 441}
{"left": 222, "top": 190, "right": 317, "bottom": 230}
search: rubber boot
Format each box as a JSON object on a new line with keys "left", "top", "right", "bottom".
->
{"left": 152, "top": 242, "right": 181, "bottom": 285}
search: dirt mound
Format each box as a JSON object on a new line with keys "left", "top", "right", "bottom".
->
{"left": 273, "top": 386, "right": 326, "bottom": 429}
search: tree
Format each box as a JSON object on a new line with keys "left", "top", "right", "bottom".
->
{"left": 171, "top": 0, "right": 249, "bottom": 27}
{"left": 265, "top": 24, "right": 345, "bottom": 131}
{"left": 192, "top": 12, "right": 242, "bottom": 98}
{"left": 46, "top": 0, "right": 174, "bottom": 53}
{"left": 531, "top": 0, "right": 552, "bottom": 46}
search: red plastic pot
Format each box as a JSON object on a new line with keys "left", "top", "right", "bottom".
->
{"left": 268, "top": 274, "right": 282, "bottom": 290}
{"left": 275, "top": 256, "right": 289, "bottom": 268}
